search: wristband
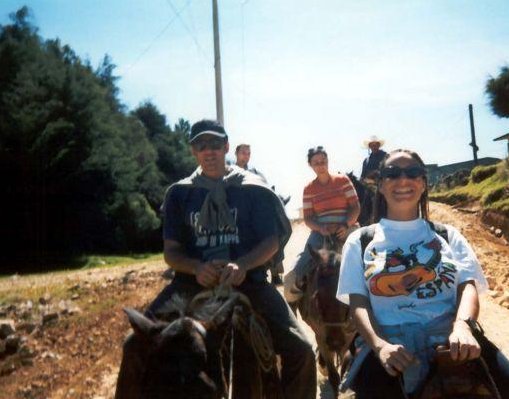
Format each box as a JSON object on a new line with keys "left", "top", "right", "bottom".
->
{"left": 455, "top": 317, "right": 483, "bottom": 334}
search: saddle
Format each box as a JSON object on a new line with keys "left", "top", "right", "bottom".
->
{"left": 416, "top": 346, "right": 501, "bottom": 399}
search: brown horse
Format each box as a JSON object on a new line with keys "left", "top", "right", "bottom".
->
{"left": 124, "top": 289, "right": 282, "bottom": 399}
{"left": 295, "top": 240, "right": 356, "bottom": 398}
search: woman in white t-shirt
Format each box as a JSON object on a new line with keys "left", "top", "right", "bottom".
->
{"left": 337, "top": 149, "right": 509, "bottom": 398}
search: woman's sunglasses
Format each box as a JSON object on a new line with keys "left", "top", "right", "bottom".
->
{"left": 380, "top": 165, "right": 426, "bottom": 179}
{"left": 192, "top": 137, "right": 225, "bottom": 152}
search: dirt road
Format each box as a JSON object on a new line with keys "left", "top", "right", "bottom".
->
{"left": 0, "top": 202, "right": 508, "bottom": 399}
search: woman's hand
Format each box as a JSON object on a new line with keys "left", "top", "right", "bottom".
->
{"left": 317, "top": 225, "right": 330, "bottom": 236}
{"left": 377, "top": 342, "right": 417, "bottom": 376}
{"left": 334, "top": 223, "right": 349, "bottom": 240}
{"left": 449, "top": 320, "right": 481, "bottom": 361}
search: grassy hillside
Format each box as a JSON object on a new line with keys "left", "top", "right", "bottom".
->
{"left": 430, "top": 160, "right": 509, "bottom": 217}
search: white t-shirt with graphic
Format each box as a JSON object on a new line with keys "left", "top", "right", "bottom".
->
{"left": 337, "top": 218, "right": 488, "bottom": 326}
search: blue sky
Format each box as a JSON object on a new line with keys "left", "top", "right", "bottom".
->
{"left": 2, "top": 1, "right": 509, "bottom": 217}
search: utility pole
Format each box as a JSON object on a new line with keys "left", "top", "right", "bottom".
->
{"left": 468, "top": 104, "right": 479, "bottom": 165}
{"left": 212, "top": 0, "right": 224, "bottom": 126}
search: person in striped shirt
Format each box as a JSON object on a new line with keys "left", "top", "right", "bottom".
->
{"left": 284, "top": 146, "right": 361, "bottom": 304}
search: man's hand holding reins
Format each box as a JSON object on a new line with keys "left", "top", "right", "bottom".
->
{"left": 195, "top": 260, "right": 225, "bottom": 288}
{"left": 220, "top": 262, "right": 247, "bottom": 286}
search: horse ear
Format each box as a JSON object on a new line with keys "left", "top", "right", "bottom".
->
{"left": 124, "top": 308, "right": 157, "bottom": 338}
{"left": 307, "top": 244, "right": 322, "bottom": 264}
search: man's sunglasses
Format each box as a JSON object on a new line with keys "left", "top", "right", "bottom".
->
{"left": 192, "top": 138, "right": 225, "bottom": 152}
{"left": 380, "top": 165, "right": 426, "bottom": 179}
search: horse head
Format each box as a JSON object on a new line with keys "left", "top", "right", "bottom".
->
{"left": 300, "top": 243, "right": 355, "bottom": 397}
{"left": 307, "top": 245, "right": 352, "bottom": 351}
{"left": 307, "top": 242, "right": 340, "bottom": 278}
{"left": 124, "top": 291, "right": 251, "bottom": 399}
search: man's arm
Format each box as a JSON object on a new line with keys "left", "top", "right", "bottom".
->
{"left": 164, "top": 239, "right": 224, "bottom": 288}
{"left": 220, "top": 235, "right": 278, "bottom": 286}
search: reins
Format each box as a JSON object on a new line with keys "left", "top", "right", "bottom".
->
{"left": 190, "top": 286, "right": 277, "bottom": 398}
{"left": 227, "top": 323, "right": 234, "bottom": 399}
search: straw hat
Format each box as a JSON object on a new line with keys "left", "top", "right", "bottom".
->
{"left": 363, "top": 135, "right": 385, "bottom": 148}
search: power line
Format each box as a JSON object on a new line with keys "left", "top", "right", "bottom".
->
{"left": 123, "top": 0, "right": 194, "bottom": 74}
{"left": 241, "top": 0, "right": 247, "bottom": 119}
{"left": 164, "top": 0, "right": 212, "bottom": 66}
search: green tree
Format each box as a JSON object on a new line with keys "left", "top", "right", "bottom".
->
{"left": 486, "top": 65, "right": 509, "bottom": 118}
{"left": 132, "top": 101, "right": 196, "bottom": 186}
{"left": 0, "top": 7, "right": 193, "bottom": 269}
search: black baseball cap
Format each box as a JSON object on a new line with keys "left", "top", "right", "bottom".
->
{"left": 189, "top": 119, "right": 228, "bottom": 143}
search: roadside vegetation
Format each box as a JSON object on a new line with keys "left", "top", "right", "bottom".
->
{"left": 0, "top": 7, "right": 194, "bottom": 272}
{"left": 0, "top": 252, "right": 162, "bottom": 303}
{"left": 430, "top": 160, "right": 509, "bottom": 217}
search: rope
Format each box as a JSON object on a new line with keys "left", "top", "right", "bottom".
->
{"left": 249, "top": 313, "right": 277, "bottom": 373}
{"left": 190, "top": 287, "right": 277, "bottom": 377}
{"left": 227, "top": 323, "right": 234, "bottom": 399}
{"left": 399, "top": 375, "right": 410, "bottom": 399}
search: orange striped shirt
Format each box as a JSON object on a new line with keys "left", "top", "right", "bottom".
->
{"left": 303, "top": 174, "right": 359, "bottom": 224}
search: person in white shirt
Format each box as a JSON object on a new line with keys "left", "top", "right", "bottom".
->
{"left": 337, "top": 149, "right": 509, "bottom": 398}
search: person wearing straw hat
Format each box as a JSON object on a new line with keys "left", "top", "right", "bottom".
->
{"left": 361, "top": 135, "right": 387, "bottom": 180}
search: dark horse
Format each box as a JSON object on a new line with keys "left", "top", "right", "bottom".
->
{"left": 295, "top": 239, "right": 356, "bottom": 398}
{"left": 415, "top": 344, "right": 502, "bottom": 399}
{"left": 123, "top": 289, "right": 282, "bottom": 399}
{"left": 347, "top": 172, "right": 375, "bottom": 226}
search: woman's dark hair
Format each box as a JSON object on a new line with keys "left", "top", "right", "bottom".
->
{"left": 307, "top": 146, "right": 327, "bottom": 164}
{"left": 372, "top": 149, "right": 429, "bottom": 222}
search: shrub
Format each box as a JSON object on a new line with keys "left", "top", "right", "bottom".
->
{"left": 482, "top": 186, "right": 506, "bottom": 205}
{"left": 471, "top": 165, "right": 497, "bottom": 183}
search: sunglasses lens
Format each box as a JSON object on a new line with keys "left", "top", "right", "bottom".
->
{"left": 405, "top": 167, "right": 425, "bottom": 178}
{"left": 381, "top": 166, "right": 425, "bottom": 179}
{"left": 193, "top": 138, "right": 224, "bottom": 151}
{"left": 381, "top": 167, "right": 402, "bottom": 179}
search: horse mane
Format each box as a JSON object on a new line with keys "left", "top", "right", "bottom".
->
{"left": 157, "top": 294, "right": 189, "bottom": 320}
{"left": 192, "top": 295, "right": 230, "bottom": 322}
{"left": 156, "top": 291, "right": 246, "bottom": 325}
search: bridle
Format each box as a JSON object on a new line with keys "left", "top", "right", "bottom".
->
{"left": 190, "top": 287, "right": 276, "bottom": 399}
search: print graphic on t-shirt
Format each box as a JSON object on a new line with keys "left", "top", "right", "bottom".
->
{"left": 368, "top": 237, "right": 456, "bottom": 297}
{"left": 190, "top": 208, "right": 240, "bottom": 247}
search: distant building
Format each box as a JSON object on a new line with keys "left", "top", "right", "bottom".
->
{"left": 425, "top": 157, "right": 501, "bottom": 185}
{"left": 493, "top": 133, "right": 509, "bottom": 158}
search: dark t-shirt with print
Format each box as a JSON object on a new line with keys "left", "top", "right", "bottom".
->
{"left": 163, "top": 184, "right": 279, "bottom": 280}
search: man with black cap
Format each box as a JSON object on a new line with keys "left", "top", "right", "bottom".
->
{"left": 115, "top": 119, "right": 316, "bottom": 399}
